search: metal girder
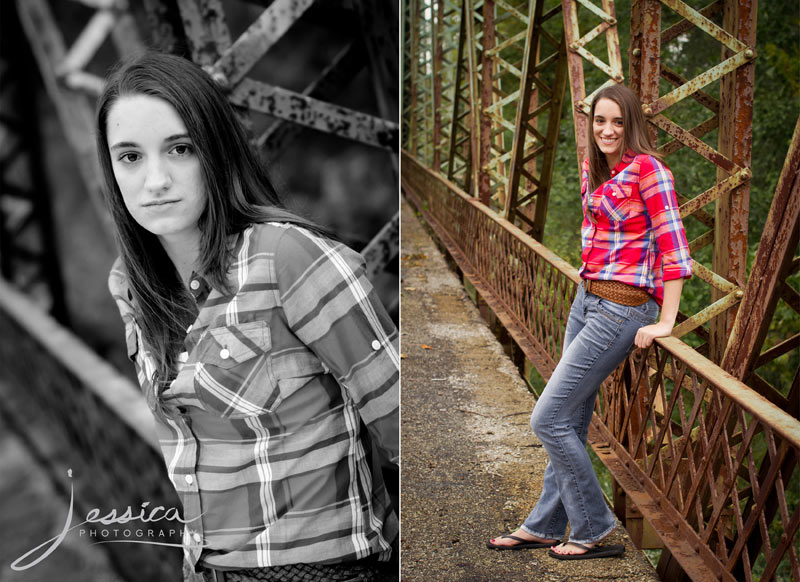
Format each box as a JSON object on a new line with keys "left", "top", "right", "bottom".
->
{"left": 403, "top": 0, "right": 436, "bottom": 164}
{"left": 0, "top": 3, "right": 68, "bottom": 321}
{"left": 710, "top": 0, "right": 757, "bottom": 362}
{"left": 503, "top": 2, "right": 569, "bottom": 241}
{"left": 626, "top": 0, "right": 758, "bottom": 364}
{"left": 178, "top": 0, "right": 400, "bottom": 151}
{"left": 361, "top": 212, "right": 400, "bottom": 281}
{"left": 15, "top": 0, "right": 143, "bottom": 241}
{"left": 561, "top": 0, "right": 624, "bottom": 169}
{"left": 722, "top": 116, "right": 800, "bottom": 389}
{"left": 431, "top": 0, "right": 462, "bottom": 173}
{"left": 256, "top": 41, "right": 367, "bottom": 157}
{"left": 445, "top": 0, "right": 480, "bottom": 193}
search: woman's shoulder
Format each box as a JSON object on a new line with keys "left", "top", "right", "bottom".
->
{"left": 245, "top": 221, "right": 346, "bottom": 267}
{"left": 632, "top": 152, "right": 670, "bottom": 174}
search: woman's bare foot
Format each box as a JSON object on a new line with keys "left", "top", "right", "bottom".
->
{"left": 550, "top": 528, "right": 616, "bottom": 555}
{"left": 488, "top": 528, "right": 558, "bottom": 548}
{"left": 549, "top": 541, "right": 595, "bottom": 555}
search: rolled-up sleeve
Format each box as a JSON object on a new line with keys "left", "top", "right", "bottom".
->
{"left": 638, "top": 156, "right": 693, "bottom": 281}
{"left": 275, "top": 227, "right": 400, "bottom": 466}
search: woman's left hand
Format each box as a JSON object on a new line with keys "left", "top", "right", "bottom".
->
{"left": 634, "top": 320, "right": 674, "bottom": 348}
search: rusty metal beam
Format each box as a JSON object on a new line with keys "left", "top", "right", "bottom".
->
{"left": 561, "top": 0, "right": 624, "bottom": 171}
{"left": 213, "top": 0, "right": 315, "bottom": 87}
{"left": 722, "top": 115, "right": 800, "bottom": 384}
{"left": 256, "top": 40, "right": 366, "bottom": 155}
{"left": 361, "top": 212, "right": 400, "bottom": 280}
{"left": 710, "top": 0, "right": 757, "bottom": 363}
{"left": 504, "top": 1, "right": 568, "bottom": 241}
{"left": 15, "top": 0, "right": 114, "bottom": 239}
{"left": 175, "top": 0, "right": 230, "bottom": 65}
{"left": 476, "top": 0, "right": 495, "bottom": 205}
{"left": 229, "top": 78, "right": 398, "bottom": 150}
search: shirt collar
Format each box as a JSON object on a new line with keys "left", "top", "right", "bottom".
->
{"left": 612, "top": 149, "right": 637, "bottom": 174}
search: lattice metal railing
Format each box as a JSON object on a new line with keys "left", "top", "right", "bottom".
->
{"left": 592, "top": 336, "right": 800, "bottom": 581}
{"left": 402, "top": 151, "right": 800, "bottom": 581}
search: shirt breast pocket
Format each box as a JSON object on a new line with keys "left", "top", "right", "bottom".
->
{"left": 193, "top": 321, "right": 280, "bottom": 417}
{"left": 600, "top": 183, "right": 644, "bottom": 223}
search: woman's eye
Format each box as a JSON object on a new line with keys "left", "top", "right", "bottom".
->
{"left": 119, "top": 152, "right": 140, "bottom": 163}
{"left": 171, "top": 144, "right": 194, "bottom": 156}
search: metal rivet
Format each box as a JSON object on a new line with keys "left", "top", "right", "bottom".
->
{"left": 642, "top": 105, "right": 653, "bottom": 116}
{"left": 745, "top": 49, "right": 754, "bottom": 59}
{"left": 632, "top": 48, "right": 642, "bottom": 57}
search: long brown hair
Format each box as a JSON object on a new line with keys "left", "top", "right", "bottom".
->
{"left": 96, "top": 51, "right": 331, "bottom": 388}
{"left": 587, "top": 84, "right": 661, "bottom": 193}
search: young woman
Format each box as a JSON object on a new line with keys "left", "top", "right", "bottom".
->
{"left": 486, "top": 83, "right": 692, "bottom": 559}
{"left": 98, "top": 52, "right": 399, "bottom": 582}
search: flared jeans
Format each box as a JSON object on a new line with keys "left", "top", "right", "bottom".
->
{"left": 521, "top": 281, "right": 659, "bottom": 544}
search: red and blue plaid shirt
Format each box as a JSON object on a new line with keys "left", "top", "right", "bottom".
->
{"left": 580, "top": 150, "right": 693, "bottom": 305}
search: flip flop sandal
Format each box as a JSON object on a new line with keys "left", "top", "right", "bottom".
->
{"left": 486, "top": 534, "right": 559, "bottom": 551}
{"left": 548, "top": 542, "right": 625, "bottom": 560}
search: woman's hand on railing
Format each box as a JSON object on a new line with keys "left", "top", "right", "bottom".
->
{"left": 634, "top": 320, "right": 675, "bottom": 348}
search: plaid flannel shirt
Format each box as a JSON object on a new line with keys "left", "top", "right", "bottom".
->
{"left": 109, "top": 222, "right": 399, "bottom": 580}
{"left": 580, "top": 150, "right": 693, "bottom": 304}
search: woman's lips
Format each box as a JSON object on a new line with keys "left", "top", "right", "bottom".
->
{"left": 142, "top": 199, "right": 180, "bottom": 207}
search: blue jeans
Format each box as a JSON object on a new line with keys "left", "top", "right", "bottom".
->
{"left": 521, "top": 282, "right": 659, "bottom": 544}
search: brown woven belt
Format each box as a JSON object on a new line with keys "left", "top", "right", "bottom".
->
{"left": 583, "top": 278, "right": 651, "bottom": 306}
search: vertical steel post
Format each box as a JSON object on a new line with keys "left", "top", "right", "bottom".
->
{"left": 477, "top": 0, "right": 495, "bottom": 205}
{"left": 432, "top": 0, "right": 444, "bottom": 171}
{"left": 710, "top": 0, "right": 757, "bottom": 363}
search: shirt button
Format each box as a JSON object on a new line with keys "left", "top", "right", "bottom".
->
{"left": 185, "top": 474, "right": 193, "bottom": 485}
{"left": 220, "top": 348, "right": 230, "bottom": 359}
{"left": 190, "top": 280, "right": 200, "bottom": 290}
{"left": 192, "top": 532, "right": 202, "bottom": 543}
{"left": 371, "top": 340, "right": 381, "bottom": 350}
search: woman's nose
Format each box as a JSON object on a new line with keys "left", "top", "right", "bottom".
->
{"left": 144, "top": 159, "right": 171, "bottom": 192}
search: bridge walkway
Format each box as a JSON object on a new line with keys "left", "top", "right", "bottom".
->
{"left": 400, "top": 198, "right": 659, "bottom": 582}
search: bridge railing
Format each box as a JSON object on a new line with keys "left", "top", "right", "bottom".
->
{"left": 402, "top": 151, "right": 800, "bottom": 581}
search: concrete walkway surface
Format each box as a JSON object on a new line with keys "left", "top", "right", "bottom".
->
{"left": 400, "top": 197, "right": 659, "bottom": 582}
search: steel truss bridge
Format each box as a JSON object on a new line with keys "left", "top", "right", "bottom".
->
{"left": 401, "top": 0, "right": 799, "bottom": 580}
{"left": 0, "top": 1, "right": 398, "bottom": 580}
